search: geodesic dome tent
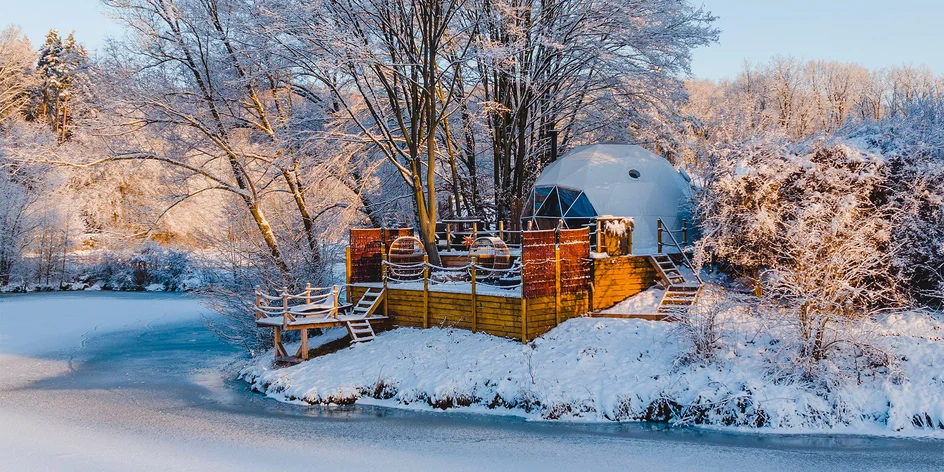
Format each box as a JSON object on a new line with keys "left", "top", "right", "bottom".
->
{"left": 522, "top": 144, "right": 694, "bottom": 254}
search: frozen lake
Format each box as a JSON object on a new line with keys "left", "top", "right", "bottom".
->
{"left": 0, "top": 292, "right": 941, "bottom": 471}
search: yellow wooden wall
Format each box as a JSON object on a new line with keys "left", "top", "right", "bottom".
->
{"left": 351, "top": 285, "right": 589, "bottom": 341}
{"left": 591, "top": 256, "right": 659, "bottom": 311}
{"left": 523, "top": 292, "right": 590, "bottom": 340}
{"left": 350, "top": 254, "right": 655, "bottom": 340}
{"left": 351, "top": 286, "right": 522, "bottom": 339}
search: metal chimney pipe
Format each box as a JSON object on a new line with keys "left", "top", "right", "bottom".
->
{"left": 548, "top": 129, "right": 559, "bottom": 162}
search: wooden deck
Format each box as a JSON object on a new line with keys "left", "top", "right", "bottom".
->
{"left": 254, "top": 285, "right": 388, "bottom": 363}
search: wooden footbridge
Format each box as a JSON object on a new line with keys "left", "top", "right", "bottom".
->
{"left": 255, "top": 284, "right": 386, "bottom": 363}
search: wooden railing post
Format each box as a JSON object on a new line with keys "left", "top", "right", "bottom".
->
{"left": 382, "top": 248, "right": 389, "bottom": 319}
{"left": 657, "top": 219, "right": 664, "bottom": 254}
{"left": 332, "top": 285, "right": 339, "bottom": 319}
{"left": 381, "top": 233, "right": 388, "bottom": 282}
{"left": 345, "top": 245, "right": 352, "bottom": 302}
{"left": 305, "top": 282, "right": 312, "bottom": 305}
{"left": 498, "top": 221, "right": 504, "bottom": 242}
{"left": 472, "top": 221, "right": 478, "bottom": 240}
{"left": 423, "top": 255, "right": 429, "bottom": 329}
{"left": 595, "top": 219, "right": 602, "bottom": 252}
{"left": 254, "top": 287, "right": 262, "bottom": 320}
{"left": 281, "top": 287, "right": 289, "bottom": 329}
{"left": 446, "top": 223, "right": 452, "bottom": 251}
{"left": 471, "top": 256, "right": 477, "bottom": 333}
{"left": 555, "top": 244, "right": 562, "bottom": 327}
{"left": 682, "top": 219, "right": 688, "bottom": 247}
{"left": 520, "top": 253, "right": 528, "bottom": 343}
{"left": 628, "top": 225, "right": 633, "bottom": 255}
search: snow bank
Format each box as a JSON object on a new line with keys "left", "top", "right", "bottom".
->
{"left": 242, "top": 296, "right": 944, "bottom": 436}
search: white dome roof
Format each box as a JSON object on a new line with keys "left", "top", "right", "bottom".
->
{"left": 530, "top": 144, "right": 693, "bottom": 253}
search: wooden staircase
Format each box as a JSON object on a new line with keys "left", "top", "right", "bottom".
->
{"left": 346, "top": 288, "right": 384, "bottom": 343}
{"left": 346, "top": 319, "right": 376, "bottom": 343}
{"left": 649, "top": 254, "right": 702, "bottom": 317}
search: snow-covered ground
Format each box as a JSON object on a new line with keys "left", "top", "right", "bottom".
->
{"left": 243, "top": 287, "right": 944, "bottom": 437}
{"left": 600, "top": 285, "right": 665, "bottom": 314}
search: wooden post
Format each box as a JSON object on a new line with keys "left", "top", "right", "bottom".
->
{"left": 381, "top": 235, "right": 388, "bottom": 281}
{"left": 446, "top": 224, "right": 452, "bottom": 251}
{"left": 423, "top": 255, "right": 429, "bottom": 329}
{"left": 498, "top": 221, "right": 504, "bottom": 241}
{"left": 281, "top": 287, "right": 289, "bottom": 330}
{"left": 299, "top": 327, "right": 309, "bottom": 360}
{"left": 273, "top": 326, "right": 283, "bottom": 359}
{"left": 305, "top": 283, "right": 312, "bottom": 304}
{"left": 382, "top": 244, "right": 389, "bottom": 318}
{"left": 628, "top": 225, "right": 633, "bottom": 255}
{"left": 472, "top": 221, "right": 478, "bottom": 240}
{"left": 595, "top": 219, "right": 602, "bottom": 252}
{"left": 254, "top": 290, "right": 262, "bottom": 320}
{"left": 657, "top": 220, "right": 664, "bottom": 253}
{"left": 520, "top": 297, "right": 528, "bottom": 344}
{"left": 682, "top": 219, "right": 688, "bottom": 247}
{"left": 471, "top": 256, "right": 477, "bottom": 332}
{"left": 520, "top": 261, "right": 528, "bottom": 343}
{"left": 554, "top": 244, "right": 561, "bottom": 327}
{"left": 527, "top": 220, "right": 533, "bottom": 231}
{"left": 332, "top": 285, "right": 339, "bottom": 319}
{"left": 345, "top": 246, "right": 352, "bottom": 302}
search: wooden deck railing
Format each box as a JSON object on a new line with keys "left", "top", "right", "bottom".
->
{"left": 254, "top": 284, "right": 343, "bottom": 329}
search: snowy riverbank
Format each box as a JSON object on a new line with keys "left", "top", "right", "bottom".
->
{"left": 242, "top": 292, "right": 944, "bottom": 437}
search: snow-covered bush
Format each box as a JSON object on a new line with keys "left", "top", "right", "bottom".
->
{"left": 81, "top": 245, "right": 200, "bottom": 290}
{"left": 847, "top": 97, "right": 944, "bottom": 308}
{"left": 698, "top": 142, "right": 904, "bottom": 364}
{"left": 673, "top": 287, "right": 751, "bottom": 365}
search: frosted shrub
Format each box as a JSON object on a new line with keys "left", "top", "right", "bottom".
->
{"left": 673, "top": 292, "right": 743, "bottom": 364}
{"left": 699, "top": 143, "right": 901, "bottom": 364}
{"left": 84, "top": 245, "right": 198, "bottom": 290}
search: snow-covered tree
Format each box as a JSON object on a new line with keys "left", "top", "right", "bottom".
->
{"left": 697, "top": 142, "right": 904, "bottom": 361}
{"left": 0, "top": 26, "right": 36, "bottom": 123}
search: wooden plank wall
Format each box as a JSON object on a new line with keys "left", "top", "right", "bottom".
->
{"left": 351, "top": 256, "right": 657, "bottom": 340}
{"left": 524, "top": 292, "right": 589, "bottom": 340}
{"left": 351, "top": 286, "right": 522, "bottom": 339}
{"left": 591, "top": 256, "right": 659, "bottom": 311}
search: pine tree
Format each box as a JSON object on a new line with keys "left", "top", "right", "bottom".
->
{"left": 56, "top": 33, "right": 90, "bottom": 142}
{"left": 36, "top": 29, "right": 63, "bottom": 126}
{"left": 34, "top": 30, "right": 89, "bottom": 142}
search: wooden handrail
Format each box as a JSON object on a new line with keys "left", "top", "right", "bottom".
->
{"left": 657, "top": 218, "right": 703, "bottom": 284}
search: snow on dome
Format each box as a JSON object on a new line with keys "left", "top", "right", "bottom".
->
{"left": 523, "top": 144, "right": 694, "bottom": 254}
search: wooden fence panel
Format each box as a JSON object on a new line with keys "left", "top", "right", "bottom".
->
{"left": 559, "top": 227, "right": 591, "bottom": 294}
{"left": 522, "top": 230, "right": 556, "bottom": 298}
{"left": 350, "top": 228, "right": 383, "bottom": 283}
{"left": 350, "top": 228, "right": 414, "bottom": 283}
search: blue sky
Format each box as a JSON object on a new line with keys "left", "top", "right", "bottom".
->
{"left": 2, "top": 0, "right": 942, "bottom": 81}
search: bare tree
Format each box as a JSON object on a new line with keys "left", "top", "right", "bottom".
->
{"left": 473, "top": 0, "right": 718, "bottom": 220}
{"left": 264, "top": 0, "right": 476, "bottom": 264}
{"left": 98, "top": 0, "right": 305, "bottom": 275}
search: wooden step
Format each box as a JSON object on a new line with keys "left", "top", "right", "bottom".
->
{"left": 657, "top": 306, "right": 692, "bottom": 314}
{"left": 346, "top": 318, "right": 376, "bottom": 343}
